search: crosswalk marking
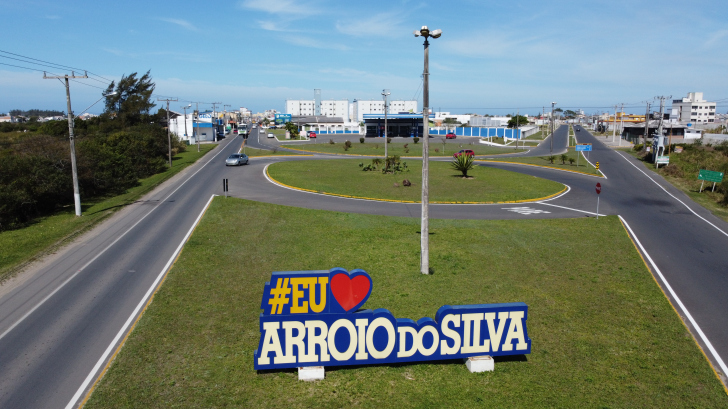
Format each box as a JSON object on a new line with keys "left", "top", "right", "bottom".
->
{"left": 502, "top": 207, "right": 550, "bottom": 215}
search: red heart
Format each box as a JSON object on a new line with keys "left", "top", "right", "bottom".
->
{"left": 330, "top": 273, "right": 371, "bottom": 312}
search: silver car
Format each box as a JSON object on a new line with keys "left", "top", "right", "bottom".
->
{"left": 225, "top": 153, "right": 249, "bottom": 166}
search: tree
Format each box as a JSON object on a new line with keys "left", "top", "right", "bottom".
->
{"left": 103, "top": 70, "right": 156, "bottom": 128}
{"left": 451, "top": 153, "right": 475, "bottom": 177}
{"left": 284, "top": 121, "right": 300, "bottom": 138}
{"left": 563, "top": 110, "right": 577, "bottom": 119}
{"left": 507, "top": 115, "right": 529, "bottom": 128}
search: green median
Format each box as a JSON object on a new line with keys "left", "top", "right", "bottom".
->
{"left": 0, "top": 144, "right": 217, "bottom": 281}
{"left": 482, "top": 148, "right": 600, "bottom": 175}
{"left": 84, "top": 198, "right": 727, "bottom": 408}
{"left": 267, "top": 159, "right": 565, "bottom": 203}
{"left": 282, "top": 141, "right": 524, "bottom": 156}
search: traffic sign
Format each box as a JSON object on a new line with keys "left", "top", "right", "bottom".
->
{"left": 575, "top": 144, "right": 592, "bottom": 152}
{"left": 596, "top": 162, "right": 600, "bottom": 170}
{"left": 698, "top": 169, "right": 724, "bottom": 183}
{"left": 596, "top": 182, "right": 601, "bottom": 194}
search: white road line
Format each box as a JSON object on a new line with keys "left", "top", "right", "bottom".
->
{"left": 65, "top": 193, "right": 217, "bottom": 409}
{"left": 616, "top": 151, "right": 728, "bottom": 238}
{"left": 0, "top": 136, "right": 236, "bottom": 343}
{"left": 619, "top": 215, "right": 728, "bottom": 377}
{"left": 537, "top": 201, "right": 604, "bottom": 216}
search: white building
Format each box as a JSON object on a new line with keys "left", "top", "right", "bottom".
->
{"left": 670, "top": 92, "right": 716, "bottom": 124}
{"left": 469, "top": 116, "right": 510, "bottom": 127}
{"left": 286, "top": 99, "right": 349, "bottom": 119}
{"left": 350, "top": 99, "right": 417, "bottom": 123}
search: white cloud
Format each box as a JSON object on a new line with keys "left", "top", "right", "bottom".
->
{"left": 258, "top": 20, "right": 293, "bottom": 32}
{"left": 336, "top": 13, "right": 406, "bottom": 38}
{"left": 158, "top": 18, "right": 199, "bottom": 32}
{"left": 45, "top": 15, "right": 60, "bottom": 20}
{"left": 703, "top": 29, "right": 728, "bottom": 49}
{"left": 281, "top": 35, "right": 348, "bottom": 51}
{"left": 239, "top": 0, "right": 320, "bottom": 16}
{"left": 440, "top": 31, "right": 552, "bottom": 59}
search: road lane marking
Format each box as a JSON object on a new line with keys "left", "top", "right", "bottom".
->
{"left": 536, "top": 201, "right": 604, "bottom": 216}
{"left": 67, "top": 194, "right": 217, "bottom": 409}
{"left": 503, "top": 207, "right": 550, "bottom": 215}
{"left": 619, "top": 215, "right": 728, "bottom": 383}
{"left": 0, "top": 136, "right": 238, "bottom": 345}
{"left": 616, "top": 151, "right": 728, "bottom": 238}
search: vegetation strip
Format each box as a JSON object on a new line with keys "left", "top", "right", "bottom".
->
{"left": 280, "top": 143, "right": 525, "bottom": 157}
{"left": 476, "top": 159, "right": 605, "bottom": 178}
{"left": 266, "top": 159, "right": 565, "bottom": 204}
{"left": 84, "top": 199, "right": 727, "bottom": 408}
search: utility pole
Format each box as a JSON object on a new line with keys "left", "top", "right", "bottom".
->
{"left": 654, "top": 95, "right": 671, "bottom": 147}
{"left": 619, "top": 103, "right": 624, "bottom": 146}
{"left": 211, "top": 102, "right": 222, "bottom": 141}
{"left": 643, "top": 102, "right": 650, "bottom": 149}
{"left": 611, "top": 105, "right": 617, "bottom": 144}
{"left": 515, "top": 108, "right": 519, "bottom": 149}
{"left": 382, "top": 89, "right": 390, "bottom": 161}
{"left": 224, "top": 104, "right": 231, "bottom": 134}
{"left": 44, "top": 70, "right": 88, "bottom": 217}
{"left": 181, "top": 104, "right": 191, "bottom": 145}
{"left": 550, "top": 102, "right": 556, "bottom": 155}
{"left": 157, "top": 97, "right": 178, "bottom": 167}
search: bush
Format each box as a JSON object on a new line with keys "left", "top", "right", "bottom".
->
{"left": 413, "top": 137, "right": 419, "bottom": 144}
{"left": 569, "top": 158, "right": 575, "bottom": 165}
{"left": 382, "top": 155, "right": 408, "bottom": 174}
{"left": 387, "top": 137, "right": 392, "bottom": 144}
{"left": 451, "top": 153, "right": 475, "bottom": 177}
{"left": 329, "top": 139, "right": 335, "bottom": 144}
{"left": 359, "top": 137, "right": 365, "bottom": 144}
{"left": 344, "top": 140, "right": 352, "bottom": 151}
{"left": 547, "top": 155, "right": 556, "bottom": 164}
{"left": 560, "top": 154, "right": 568, "bottom": 164}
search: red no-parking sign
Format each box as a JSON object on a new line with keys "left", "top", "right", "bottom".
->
{"left": 596, "top": 182, "right": 601, "bottom": 195}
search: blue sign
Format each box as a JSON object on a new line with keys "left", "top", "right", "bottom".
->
{"left": 275, "top": 114, "right": 292, "bottom": 125}
{"left": 575, "top": 144, "right": 592, "bottom": 152}
{"left": 254, "top": 268, "right": 531, "bottom": 370}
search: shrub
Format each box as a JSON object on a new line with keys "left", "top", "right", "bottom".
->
{"left": 359, "top": 137, "right": 365, "bottom": 144}
{"left": 329, "top": 139, "right": 335, "bottom": 144}
{"left": 413, "top": 137, "right": 419, "bottom": 144}
{"left": 451, "top": 153, "right": 475, "bottom": 177}
{"left": 382, "top": 155, "right": 408, "bottom": 174}
{"left": 387, "top": 137, "right": 392, "bottom": 144}
{"left": 569, "top": 158, "right": 575, "bottom": 165}
{"left": 560, "top": 154, "right": 568, "bottom": 164}
{"left": 547, "top": 155, "right": 556, "bottom": 164}
{"left": 344, "top": 140, "right": 352, "bottom": 151}
{"left": 434, "top": 148, "right": 439, "bottom": 153}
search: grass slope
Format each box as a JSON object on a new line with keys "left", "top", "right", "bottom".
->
{"left": 85, "top": 198, "right": 726, "bottom": 408}
{"left": 0, "top": 145, "right": 217, "bottom": 281}
{"left": 267, "top": 159, "right": 564, "bottom": 203}
{"left": 483, "top": 148, "right": 599, "bottom": 175}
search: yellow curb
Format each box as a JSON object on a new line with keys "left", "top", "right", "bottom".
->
{"left": 618, "top": 217, "right": 728, "bottom": 396}
{"left": 249, "top": 154, "right": 315, "bottom": 158}
{"left": 265, "top": 166, "right": 567, "bottom": 205}
{"left": 475, "top": 159, "right": 604, "bottom": 178}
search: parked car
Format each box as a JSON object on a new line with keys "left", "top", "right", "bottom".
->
{"left": 446, "top": 132, "right": 456, "bottom": 139}
{"left": 308, "top": 131, "right": 317, "bottom": 138}
{"left": 453, "top": 149, "right": 475, "bottom": 158}
{"left": 267, "top": 133, "right": 275, "bottom": 138}
{"left": 225, "top": 153, "right": 249, "bottom": 166}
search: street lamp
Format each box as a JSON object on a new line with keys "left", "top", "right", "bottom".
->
{"left": 382, "top": 89, "right": 390, "bottom": 161}
{"left": 414, "top": 25, "right": 441, "bottom": 275}
{"left": 181, "top": 104, "right": 191, "bottom": 144}
{"left": 550, "top": 102, "right": 556, "bottom": 155}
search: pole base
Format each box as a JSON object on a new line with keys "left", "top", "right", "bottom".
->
{"left": 465, "top": 355, "right": 494, "bottom": 373}
{"left": 298, "top": 366, "right": 325, "bottom": 381}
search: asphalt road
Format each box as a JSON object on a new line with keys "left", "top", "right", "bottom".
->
{"left": 1, "top": 123, "right": 726, "bottom": 409}
{"left": 0, "top": 135, "right": 244, "bottom": 409}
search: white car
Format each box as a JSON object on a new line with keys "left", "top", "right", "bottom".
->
{"left": 267, "top": 133, "right": 275, "bottom": 138}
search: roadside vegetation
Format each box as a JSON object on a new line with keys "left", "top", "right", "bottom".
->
{"left": 482, "top": 148, "right": 599, "bottom": 175}
{"left": 629, "top": 141, "right": 728, "bottom": 222}
{"left": 267, "top": 159, "right": 564, "bottom": 203}
{"left": 84, "top": 198, "right": 727, "bottom": 408}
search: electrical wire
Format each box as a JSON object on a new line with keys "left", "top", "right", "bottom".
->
{"left": 0, "top": 49, "right": 113, "bottom": 84}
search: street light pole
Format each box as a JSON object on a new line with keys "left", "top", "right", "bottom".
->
{"left": 158, "top": 97, "right": 178, "bottom": 167}
{"left": 414, "top": 25, "right": 441, "bottom": 275}
{"left": 382, "top": 89, "right": 390, "bottom": 162}
{"left": 182, "top": 104, "right": 191, "bottom": 144}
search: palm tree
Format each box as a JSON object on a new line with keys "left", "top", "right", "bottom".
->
{"left": 451, "top": 154, "right": 475, "bottom": 177}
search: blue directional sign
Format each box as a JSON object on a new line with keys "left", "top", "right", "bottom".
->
{"left": 575, "top": 144, "right": 592, "bottom": 152}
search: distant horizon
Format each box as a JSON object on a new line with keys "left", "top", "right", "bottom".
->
{"left": 2, "top": 0, "right": 727, "bottom": 116}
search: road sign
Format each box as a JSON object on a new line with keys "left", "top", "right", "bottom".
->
{"left": 596, "top": 161, "right": 600, "bottom": 170}
{"left": 698, "top": 169, "right": 724, "bottom": 183}
{"left": 596, "top": 182, "right": 601, "bottom": 194}
{"left": 575, "top": 144, "right": 592, "bottom": 152}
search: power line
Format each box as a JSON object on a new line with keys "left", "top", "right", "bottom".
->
{"left": 0, "top": 49, "right": 113, "bottom": 84}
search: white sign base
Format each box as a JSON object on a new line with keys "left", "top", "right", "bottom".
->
{"left": 298, "top": 366, "right": 325, "bottom": 381}
{"left": 465, "top": 355, "right": 494, "bottom": 373}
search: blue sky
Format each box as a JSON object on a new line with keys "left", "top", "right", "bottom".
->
{"left": 1, "top": 0, "right": 727, "bottom": 116}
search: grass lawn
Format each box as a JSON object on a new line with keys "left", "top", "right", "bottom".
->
{"left": 622, "top": 148, "right": 728, "bottom": 223}
{"left": 282, "top": 141, "right": 524, "bottom": 157}
{"left": 0, "top": 144, "right": 217, "bottom": 281}
{"left": 482, "top": 148, "right": 600, "bottom": 176}
{"left": 241, "top": 146, "right": 300, "bottom": 157}
{"left": 85, "top": 198, "right": 727, "bottom": 408}
{"left": 267, "top": 159, "right": 565, "bottom": 203}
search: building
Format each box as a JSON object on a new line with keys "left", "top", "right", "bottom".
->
{"left": 670, "top": 92, "right": 716, "bottom": 124}
{"left": 286, "top": 99, "right": 349, "bottom": 119}
{"left": 468, "top": 115, "right": 510, "bottom": 127}
{"left": 434, "top": 112, "right": 472, "bottom": 126}
{"left": 351, "top": 99, "right": 418, "bottom": 123}
{"left": 0, "top": 115, "right": 26, "bottom": 123}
